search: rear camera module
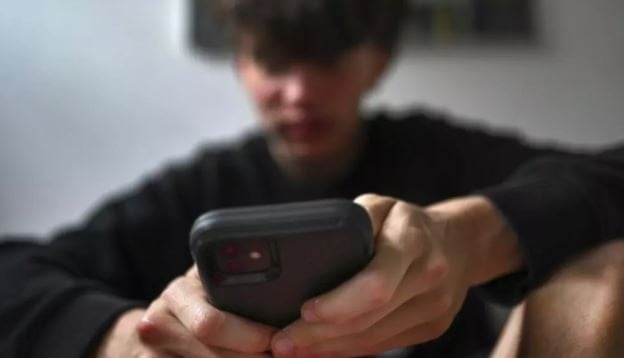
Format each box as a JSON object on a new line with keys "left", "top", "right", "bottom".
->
{"left": 215, "top": 239, "right": 273, "bottom": 274}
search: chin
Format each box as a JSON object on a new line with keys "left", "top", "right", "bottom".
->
{"left": 288, "top": 141, "right": 336, "bottom": 163}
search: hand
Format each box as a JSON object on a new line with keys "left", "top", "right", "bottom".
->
{"left": 95, "top": 266, "right": 277, "bottom": 357}
{"left": 270, "top": 194, "right": 519, "bottom": 357}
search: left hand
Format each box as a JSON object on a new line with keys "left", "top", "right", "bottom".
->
{"left": 270, "top": 194, "right": 490, "bottom": 357}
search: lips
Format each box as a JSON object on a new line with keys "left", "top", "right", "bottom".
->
{"left": 277, "top": 118, "right": 330, "bottom": 142}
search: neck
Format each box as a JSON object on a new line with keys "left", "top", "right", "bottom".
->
{"left": 270, "top": 124, "right": 365, "bottom": 187}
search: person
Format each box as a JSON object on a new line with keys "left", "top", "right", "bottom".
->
{"left": 488, "top": 146, "right": 624, "bottom": 358}
{"left": 0, "top": 1, "right": 623, "bottom": 357}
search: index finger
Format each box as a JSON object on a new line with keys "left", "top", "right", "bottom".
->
{"left": 162, "top": 277, "right": 277, "bottom": 353}
{"left": 300, "top": 198, "right": 422, "bottom": 324}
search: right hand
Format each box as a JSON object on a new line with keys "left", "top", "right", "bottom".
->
{"left": 95, "top": 266, "right": 276, "bottom": 357}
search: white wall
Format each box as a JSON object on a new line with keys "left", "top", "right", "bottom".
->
{"left": 369, "top": 0, "right": 624, "bottom": 145}
{"left": 1, "top": 0, "right": 623, "bottom": 237}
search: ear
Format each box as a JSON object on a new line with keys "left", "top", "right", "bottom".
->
{"left": 365, "top": 48, "right": 391, "bottom": 91}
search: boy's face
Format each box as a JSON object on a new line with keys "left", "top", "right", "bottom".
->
{"left": 236, "top": 40, "right": 388, "bottom": 166}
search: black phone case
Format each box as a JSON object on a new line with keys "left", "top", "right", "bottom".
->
{"left": 189, "top": 199, "right": 373, "bottom": 327}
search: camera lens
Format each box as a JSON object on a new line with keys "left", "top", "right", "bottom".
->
{"left": 215, "top": 239, "right": 273, "bottom": 274}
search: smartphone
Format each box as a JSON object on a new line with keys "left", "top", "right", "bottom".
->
{"left": 189, "top": 199, "right": 374, "bottom": 327}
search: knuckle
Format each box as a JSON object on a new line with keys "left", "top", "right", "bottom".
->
{"left": 136, "top": 317, "right": 164, "bottom": 345}
{"left": 190, "top": 306, "right": 225, "bottom": 342}
{"left": 361, "top": 273, "right": 394, "bottom": 307}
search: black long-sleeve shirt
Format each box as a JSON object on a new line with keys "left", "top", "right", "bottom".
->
{"left": 1, "top": 110, "right": 623, "bottom": 357}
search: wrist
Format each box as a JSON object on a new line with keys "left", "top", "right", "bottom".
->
{"left": 426, "top": 196, "right": 523, "bottom": 285}
{"left": 93, "top": 308, "right": 145, "bottom": 358}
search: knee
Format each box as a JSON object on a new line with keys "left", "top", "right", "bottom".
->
{"left": 560, "top": 240, "right": 624, "bottom": 340}
{"left": 578, "top": 239, "right": 624, "bottom": 291}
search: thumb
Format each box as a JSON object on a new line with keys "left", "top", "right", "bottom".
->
{"left": 354, "top": 194, "right": 396, "bottom": 239}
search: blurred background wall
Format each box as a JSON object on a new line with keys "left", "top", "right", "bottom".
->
{"left": 1, "top": 0, "right": 623, "bottom": 237}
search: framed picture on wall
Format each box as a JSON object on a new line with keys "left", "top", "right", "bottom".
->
{"left": 406, "top": 0, "right": 535, "bottom": 45}
{"left": 189, "top": 0, "right": 536, "bottom": 57}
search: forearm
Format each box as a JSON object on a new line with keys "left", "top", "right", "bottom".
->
{"left": 426, "top": 195, "right": 523, "bottom": 286}
{"left": 0, "top": 240, "right": 142, "bottom": 358}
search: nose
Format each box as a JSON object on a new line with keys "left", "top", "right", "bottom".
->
{"left": 281, "top": 67, "right": 321, "bottom": 107}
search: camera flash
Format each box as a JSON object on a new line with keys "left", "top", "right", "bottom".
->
{"left": 249, "top": 251, "right": 262, "bottom": 260}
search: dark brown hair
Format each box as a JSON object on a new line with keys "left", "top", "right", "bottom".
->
{"left": 215, "top": 0, "right": 407, "bottom": 66}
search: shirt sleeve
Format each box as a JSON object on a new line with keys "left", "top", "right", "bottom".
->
{"left": 478, "top": 146, "right": 624, "bottom": 305}
{"left": 400, "top": 111, "right": 622, "bottom": 305}
{"left": 0, "top": 150, "right": 222, "bottom": 358}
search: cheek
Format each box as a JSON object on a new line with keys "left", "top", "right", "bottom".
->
{"left": 250, "top": 80, "right": 281, "bottom": 111}
{"left": 326, "top": 80, "right": 365, "bottom": 117}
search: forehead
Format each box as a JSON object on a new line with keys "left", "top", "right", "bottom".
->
{"left": 234, "top": 31, "right": 353, "bottom": 68}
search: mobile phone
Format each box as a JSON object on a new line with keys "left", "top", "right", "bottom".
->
{"left": 189, "top": 199, "right": 374, "bottom": 327}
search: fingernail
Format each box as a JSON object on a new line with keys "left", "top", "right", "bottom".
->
{"left": 302, "top": 302, "right": 321, "bottom": 323}
{"left": 274, "top": 335, "right": 295, "bottom": 356}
